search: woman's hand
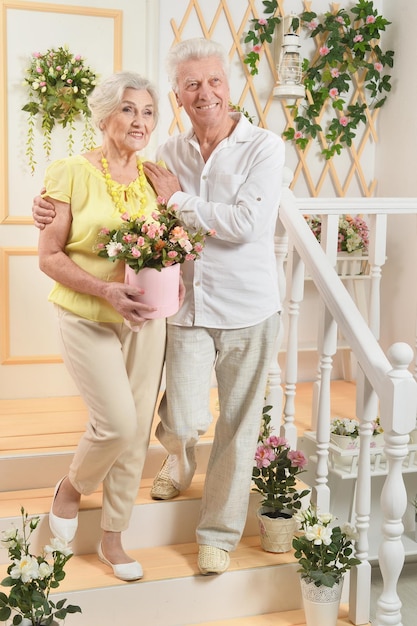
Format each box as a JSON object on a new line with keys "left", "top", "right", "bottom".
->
{"left": 33, "top": 188, "right": 56, "bottom": 229}
{"left": 102, "top": 282, "right": 156, "bottom": 322}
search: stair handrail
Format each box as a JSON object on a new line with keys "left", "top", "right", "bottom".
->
{"left": 276, "top": 178, "right": 417, "bottom": 626}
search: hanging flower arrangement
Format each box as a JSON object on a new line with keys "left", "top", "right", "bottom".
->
{"left": 22, "top": 45, "right": 98, "bottom": 174}
{"left": 243, "top": 0, "right": 394, "bottom": 159}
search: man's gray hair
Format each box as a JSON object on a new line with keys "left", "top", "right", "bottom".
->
{"left": 166, "top": 38, "right": 230, "bottom": 92}
{"left": 88, "top": 71, "right": 159, "bottom": 129}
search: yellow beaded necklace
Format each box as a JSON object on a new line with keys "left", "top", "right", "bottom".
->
{"left": 101, "top": 151, "right": 147, "bottom": 215}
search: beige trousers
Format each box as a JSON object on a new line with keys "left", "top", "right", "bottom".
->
{"left": 55, "top": 306, "right": 166, "bottom": 532}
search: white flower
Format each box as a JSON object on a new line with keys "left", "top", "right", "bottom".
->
{"left": 10, "top": 555, "right": 40, "bottom": 583}
{"left": 341, "top": 523, "right": 358, "bottom": 542}
{"left": 305, "top": 523, "right": 333, "bottom": 546}
{"left": 106, "top": 241, "right": 124, "bottom": 257}
{"left": 318, "top": 512, "right": 334, "bottom": 525}
{"left": 44, "top": 537, "right": 73, "bottom": 557}
{"left": 0, "top": 527, "right": 20, "bottom": 547}
{"left": 38, "top": 561, "right": 54, "bottom": 579}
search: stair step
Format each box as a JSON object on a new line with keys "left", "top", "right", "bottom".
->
{"left": 193, "top": 605, "right": 354, "bottom": 625}
{"left": 0, "top": 537, "right": 306, "bottom": 625}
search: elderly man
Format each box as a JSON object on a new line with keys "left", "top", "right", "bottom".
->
{"left": 33, "top": 37, "right": 285, "bottom": 576}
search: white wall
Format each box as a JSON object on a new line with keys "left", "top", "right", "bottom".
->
{"left": 376, "top": 0, "right": 417, "bottom": 355}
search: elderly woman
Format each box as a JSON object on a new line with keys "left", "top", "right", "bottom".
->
{"left": 38, "top": 72, "right": 170, "bottom": 581}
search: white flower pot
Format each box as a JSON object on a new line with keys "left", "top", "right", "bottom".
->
{"left": 336, "top": 249, "right": 364, "bottom": 276}
{"left": 256, "top": 507, "right": 297, "bottom": 553}
{"left": 330, "top": 434, "right": 359, "bottom": 450}
{"left": 300, "top": 577, "right": 343, "bottom": 626}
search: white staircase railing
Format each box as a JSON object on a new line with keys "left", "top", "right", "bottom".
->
{"left": 273, "top": 171, "right": 417, "bottom": 626}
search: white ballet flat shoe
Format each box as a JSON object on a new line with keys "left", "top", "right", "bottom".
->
{"left": 49, "top": 477, "right": 78, "bottom": 543}
{"left": 97, "top": 543, "right": 143, "bottom": 581}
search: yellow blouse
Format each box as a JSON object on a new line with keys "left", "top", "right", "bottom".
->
{"left": 44, "top": 155, "right": 159, "bottom": 323}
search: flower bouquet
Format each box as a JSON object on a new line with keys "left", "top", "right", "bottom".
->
{"left": 95, "top": 197, "right": 213, "bottom": 272}
{"left": 95, "top": 197, "right": 214, "bottom": 320}
{"left": 0, "top": 507, "right": 81, "bottom": 625}
{"left": 22, "top": 45, "right": 98, "bottom": 172}
{"left": 304, "top": 214, "right": 369, "bottom": 253}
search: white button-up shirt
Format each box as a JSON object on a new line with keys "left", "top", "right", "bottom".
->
{"left": 156, "top": 113, "right": 285, "bottom": 329}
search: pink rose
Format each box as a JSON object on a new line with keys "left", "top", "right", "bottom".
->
{"left": 374, "top": 62, "right": 383, "bottom": 72}
{"left": 340, "top": 116, "right": 348, "bottom": 127}
{"left": 294, "top": 131, "right": 303, "bottom": 140}
{"left": 288, "top": 449, "right": 307, "bottom": 469}
{"left": 258, "top": 18, "right": 267, "bottom": 26}
{"left": 252, "top": 44, "right": 262, "bottom": 53}
{"left": 319, "top": 46, "right": 330, "bottom": 56}
{"left": 354, "top": 34, "right": 363, "bottom": 43}
{"left": 255, "top": 445, "right": 276, "bottom": 469}
{"left": 366, "top": 15, "right": 376, "bottom": 24}
{"left": 329, "top": 88, "right": 339, "bottom": 99}
{"left": 330, "top": 68, "right": 340, "bottom": 78}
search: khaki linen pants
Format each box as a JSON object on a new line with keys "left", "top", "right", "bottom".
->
{"left": 56, "top": 306, "right": 166, "bottom": 532}
{"left": 156, "top": 313, "right": 280, "bottom": 551}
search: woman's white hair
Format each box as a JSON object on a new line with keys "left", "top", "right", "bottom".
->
{"left": 166, "top": 38, "right": 230, "bottom": 92}
{"left": 88, "top": 71, "right": 159, "bottom": 129}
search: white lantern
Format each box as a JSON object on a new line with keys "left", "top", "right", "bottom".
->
{"left": 273, "top": 31, "right": 305, "bottom": 100}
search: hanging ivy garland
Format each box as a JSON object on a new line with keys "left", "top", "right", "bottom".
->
{"left": 243, "top": 0, "right": 394, "bottom": 159}
{"left": 22, "top": 45, "right": 98, "bottom": 174}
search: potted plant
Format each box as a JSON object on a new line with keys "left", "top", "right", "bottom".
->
{"left": 243, "top": 0, "right": 394, "bottom": 160}
{"left": 292, "top": 504, "right": 361, "bottom": 626}
{"left": 330, "top": 416, "right": 383, "bottom": 448}
{"left": 22, "top": 45, "right": 98, "bottom": 174}
{"left": 95, "top": 197, "right": 214, "bottom": 321}
{"left": 0, "top": 507, "right": 81, "bottom": 625}
{"left": 304, "top": 213, "right": 369, "bottom": 275}
{"left": 252, "top": 405, "right": 310, "bottom": 552}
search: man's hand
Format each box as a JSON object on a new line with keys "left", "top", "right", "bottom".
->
{"left": 33, "top": 188, "right": 56, "bottom": 229}
{"left": 143, "top": 162, "right": 182, "bottom": 201}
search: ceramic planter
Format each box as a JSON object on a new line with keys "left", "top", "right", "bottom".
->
{"left": 300, "top": 576, "right": 343, "bottom": 626}
{"left": 256, "top": 506, "right": 297, "bottom": 553}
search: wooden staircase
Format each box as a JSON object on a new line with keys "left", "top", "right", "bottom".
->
{"left": 0, "top": 383, "right": 363, "bottom": 625}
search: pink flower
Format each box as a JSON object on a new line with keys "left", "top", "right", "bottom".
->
{"left": 185, "top": 253, "right": 196, "bottom": 261}
{"left": 168, "top": 251, "right": 178, "bottom": 258}
{"left": 366, "top": 15, "right": 376, "bottom": 24}
{"left": 156, "top": 196, "right": 167, "bottom": 205}
{"left": 374, "top": 62, "right": 383, "bottom": 72}
{"left": 194, "top": 242, "right": 204, "bottom": 253}
{"left": 307, "top": 19, "right": 318, "bottom": 31}
{"left": 121, "top": 212, "right": 130, "bottom": 222}
{"left": 339, "top": 116, "right": 348, "bottom": 127}
{"left": 294, "top": 131, "right": 303, "bottom": 140}
{"left": 330, "top": 68, "right": 340, "bottom": 78}
{"left": 33, "top": 52, "right": 41, "bottom": 58}
{"left": 66, "top": 78, "right": 73, "bottom": 84}
{"left": 36, "top": 67, "right": 43, "bottom": 74}
{"left": 56, "top": 66, "right": 62, "bottom": 71}
{"left": 288, "top": 449, "right": 307, "bottom": 469}
{"left": 335, "top": 16, "right": 345, "bottom": 24}
{"left": 266, "top": 436, "right": 288, "bottom": 448}
{"left": 258, "top": 18, "right": 267, "bottom": 26}
{"left": 255, "top": 445, "right": 276, "bottom": 469}
{"left": 209, "top": 229, "right": 217, "bottom": 236}
{"left": 131, "top": 247, "right": 141, "bottom": 258}
{"left": 99, "top": 227, "right": 110, "bottom": 235}
{"left": 75, "top": 54, "right": 82, "bottom": 60}
{"left": 353, "top": 34, "right": 363, "bottom": 43}
{"left": 319, "top": 46, "right": 330, "bottom": 56}
{"left": 329, "top": 88, "right": 339, "bottom": 99}
{"left": 252, "top": 44, "right": 262, "bottom": 53}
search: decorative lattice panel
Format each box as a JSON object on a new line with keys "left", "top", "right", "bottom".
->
{"left": 158, "top": 0, "right": 382, "bottom": 197}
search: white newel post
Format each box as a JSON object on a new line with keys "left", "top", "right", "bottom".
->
{"left": 375, "top": 343, "right": 417, "bottom": 626}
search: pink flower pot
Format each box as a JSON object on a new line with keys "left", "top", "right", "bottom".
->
{"left": 125, "top": 263, "right": 180, "bottom": 319}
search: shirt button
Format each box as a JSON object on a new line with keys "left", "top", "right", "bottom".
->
{"left": 202, "top": 175, "right": 207, "bottom": 180}
{"left": 195, "top": 281, "right": 201, "bottom": 287}
{"left": 256, "top": 197, "right": 261, "bottom": 201}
